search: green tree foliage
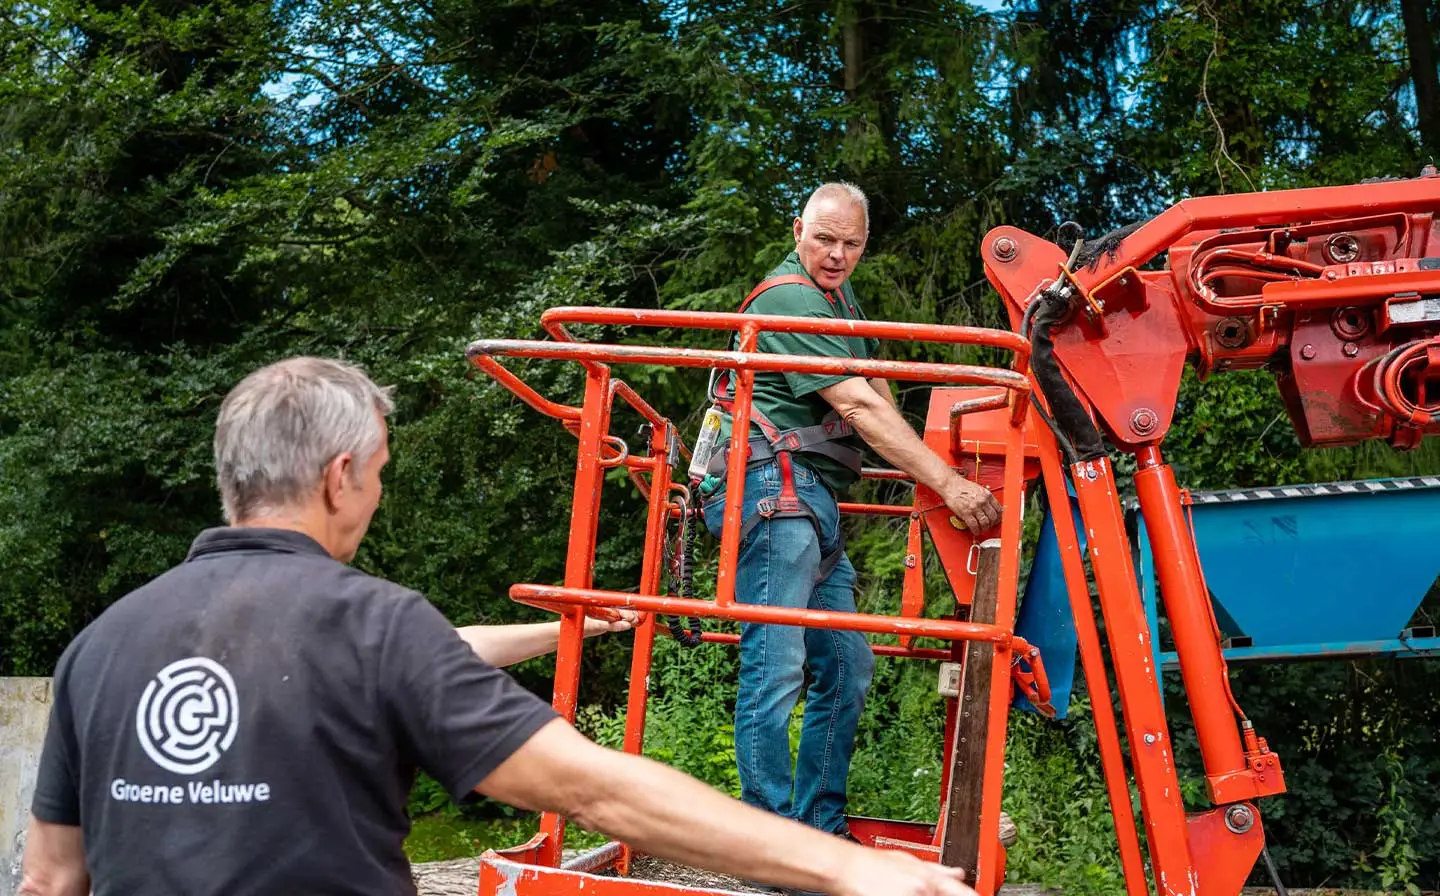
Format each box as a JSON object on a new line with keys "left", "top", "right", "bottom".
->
{"left": 2, "top": 0, "right": 1439, "bottom": 890}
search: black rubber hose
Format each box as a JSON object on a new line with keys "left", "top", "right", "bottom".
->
{"left": 1028, "top": 287, "right": 1106, "bottom": 463}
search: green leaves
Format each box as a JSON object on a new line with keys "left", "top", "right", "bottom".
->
{"left": 3, "top": 1, "right": 1440, "bottom": 887}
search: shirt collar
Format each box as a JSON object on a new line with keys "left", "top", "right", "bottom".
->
{"left": 185, "top": 527, "right": 333, "bottom": 562}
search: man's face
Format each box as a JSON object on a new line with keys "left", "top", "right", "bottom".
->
{"left": 793, "top": 199, "right": 867, "bottom": 291}
{"left": 327, "top": 412, "right": 390, "bottom": 563}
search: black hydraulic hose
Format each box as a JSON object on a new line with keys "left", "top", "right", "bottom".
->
{"left": 1026, "top": 286, "right": 1106, "bottom": 464}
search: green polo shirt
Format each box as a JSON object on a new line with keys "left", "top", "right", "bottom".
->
{"left": 715, "top": 251, "right": 879, "bottom": 493}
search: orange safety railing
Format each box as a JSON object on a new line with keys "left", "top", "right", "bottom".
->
{"left": 465, "top": 305, "right": 1038, "bottom": 869}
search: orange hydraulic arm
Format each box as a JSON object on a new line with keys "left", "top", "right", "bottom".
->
{"left": 980, "top": 166, "right": 1440, "bottom": 895}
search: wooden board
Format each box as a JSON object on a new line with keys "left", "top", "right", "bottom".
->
{"left": 939, "top": 540, "right": 1001, "bottom": 875}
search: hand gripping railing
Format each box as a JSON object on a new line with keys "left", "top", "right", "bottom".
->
{"left": 465, "top": 304, "right": 1039, "bottom": 869}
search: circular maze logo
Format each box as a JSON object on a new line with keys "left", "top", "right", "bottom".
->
{"left": 135, "top": 657, "right": 239, "bottom": 775}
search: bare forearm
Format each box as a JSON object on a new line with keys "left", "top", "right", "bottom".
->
{"left": 19, "top": 819, "right": 88, "bottom": 896}
{"left": 868, "top": 377, "right": 899, "bottom": 410}
{"left": 456, "top": 622, "right": 560, "bottom": 668}
{"left": 16, "top": 872, "right": 87, "bottom": 896}
{"left": 571, "top": 751, "right": 849, "bottom": 893}
{"left": 844, "top": 399, "right": 956, "bottom": 494}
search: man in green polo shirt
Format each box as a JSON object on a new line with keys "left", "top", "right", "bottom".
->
{"left": 699, "top": 183, "right": 1002, "bottom": 866}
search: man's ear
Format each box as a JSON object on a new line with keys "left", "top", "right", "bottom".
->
{"left": 793, "top": 216, "right": 804, "bottom": 243}
{"left": 321, "top": 453, "right": 355, "bottom": 511}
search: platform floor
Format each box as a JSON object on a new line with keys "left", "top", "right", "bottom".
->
{"left": 411, "top": 854, "right": 1430, "bottom": 896}
{"left": 410, "top": 855, "right": 1061, "bottom": 895}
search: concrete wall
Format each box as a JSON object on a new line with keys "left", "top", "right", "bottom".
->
{"left": 1, "top": 678, "right": 52, "bottom": 896}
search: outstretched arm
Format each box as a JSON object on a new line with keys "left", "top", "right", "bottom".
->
{"left": 818, "top": 376, "right": 1000, "bottom": 532}
{"left": 475, "top": 719, "right": 974, "bottom": 896}
{"left": 457, "top": 613, "right": 639, "bottom": 668}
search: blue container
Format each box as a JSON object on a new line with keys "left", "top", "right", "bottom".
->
{"left": 1013, "top": 475, "right": 1440, "bottom": 719}
{"left": 1132, "top": 476, "right": 1440, "bottom": 667}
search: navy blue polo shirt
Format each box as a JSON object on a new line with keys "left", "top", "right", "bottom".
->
{"left": 31, "top": 527, "right": 559, "bottom": 895}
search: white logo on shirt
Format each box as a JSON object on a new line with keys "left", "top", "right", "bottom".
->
{"left": 135, "top": 657, "right": 239, "bottom": 775}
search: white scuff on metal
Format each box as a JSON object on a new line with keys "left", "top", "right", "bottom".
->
{"left": 495, "top": 863, "right": 521, "bottom": 896}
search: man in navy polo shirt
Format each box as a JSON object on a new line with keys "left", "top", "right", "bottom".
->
{"left": 18, "top": 356, "right": 975, "bottom": 896}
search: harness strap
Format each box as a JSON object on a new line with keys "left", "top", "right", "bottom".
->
{"left": 738, "top": 274, "right": 832, "bottom": 314}
{"left": 710, "top": 273, "right": 858, "bottom": 462}
{"left": 712, "top": 273, "right": 835, "bottom": 419}
{"left": 706, "top": 435, "right": 862, "bottom": 479}
{"left": 704, "top": 272, "right": 854, "bottom": 583}
{"left": 734, "top": 450, "right": 847, "bottom": 583}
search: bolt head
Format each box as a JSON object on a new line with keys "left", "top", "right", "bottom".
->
{"left": 1130, "top": 408, "right": 1158, "bottom": 437}
{"left": 1343, "top": 342, "right": 1359, "bottom": 358}
{"left": 1143, "top": 733, "right": 1157, "bottom": 745}
{"left": 1224, "top": 804, "right": 1255, "bottom": 834}
{"left": 992, "top": 236, "right": 1018, "bottom": 262}
{"left": 1300, "top": 343, "right": 1317, "bottom": 360}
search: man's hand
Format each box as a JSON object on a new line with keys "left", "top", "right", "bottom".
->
{"left": 939, "top": 475, "right": 1001, "bottom": 534}
{"left": 583, "top": 610, "right": 640, "bottom": 638}
{"left": 834, "top": 848, "right": 977, "bottom": 896}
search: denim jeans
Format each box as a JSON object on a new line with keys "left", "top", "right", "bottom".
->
{"left": 701, "top": 457, "right": 875, "bottom": 834}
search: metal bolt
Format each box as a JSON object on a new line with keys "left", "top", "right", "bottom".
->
{"left": 1143, "top": 733, "right": 1157, "bottom": 745}
{"left": 992, "top": 236, "right": 1018, "bottom": 262}
{"left": 1343, "top": 342, "right": 1359, "bottom": 358}
{"left": 1325, "top": 270, "right": 1339, "bottom": 281}
{"left": 1130, "top": 407, "right": 1158, "bottom": 437}
{"left": 1300, "top": 344, "right": 1317, "bottom": 360}
{"left": 1224, "top": 804, "right": 1255, "bottom": 834}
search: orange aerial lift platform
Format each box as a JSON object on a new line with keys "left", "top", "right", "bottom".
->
{"left": 464, "top": 167, "right": 1440, "bottom": 896}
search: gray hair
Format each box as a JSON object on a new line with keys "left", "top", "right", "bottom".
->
{"left": 213, "top": 356, "right": 395, "bottom": 524}
{"left": 801, "top": 182, "right": 869, "bottom": 233}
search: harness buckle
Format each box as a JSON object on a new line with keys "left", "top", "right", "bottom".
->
{"left": 773, "top": 493, "right": 805, "bottom": 514}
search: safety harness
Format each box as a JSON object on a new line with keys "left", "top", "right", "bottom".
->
{"left": 698, "top": 274, "right": 866, "bottom": 581}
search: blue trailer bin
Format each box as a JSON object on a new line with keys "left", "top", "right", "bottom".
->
{"left": 1013, "top": 475, "right": 1440, "bottom": 718}
{"left": 1131, "top": 476, "right": 1440, "bottom": 669}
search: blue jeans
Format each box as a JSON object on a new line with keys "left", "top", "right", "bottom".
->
{"left": 701, "top": 457, "right": 875, "bottom": 834}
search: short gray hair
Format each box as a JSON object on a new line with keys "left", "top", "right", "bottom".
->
{"left": 802, "top": 182, "right": 869, "bottom": 233}
{"left": 213, "top": 356, "right": 395, "bottom": 523}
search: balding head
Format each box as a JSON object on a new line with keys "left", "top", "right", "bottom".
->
{"left": 801, "top": 182, "right": 869, "bottom": 235}
{"left": 793, "top": 182, "right": 869, "bottom": 290}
